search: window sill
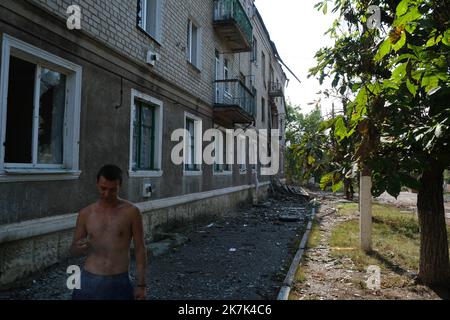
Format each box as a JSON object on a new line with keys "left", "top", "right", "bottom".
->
{"left": 129, "top": 170, "right": 163, "bottom": 178}
{"left": 187, "top": 61, "right": 201, "bottom": 73}
{"left": 137, "top": 26, "right": 162, "bottom": 47}
{"left": 213, "top": 171, "right": 232, "bottom": 176}
{"left": 0, "top": 169, "right": 82, "bottom": 183}
{"left": 184, "top": 170, "right": 203, "bottom": 177}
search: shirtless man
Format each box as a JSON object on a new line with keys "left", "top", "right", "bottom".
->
{"left": 70, "top": 165, "right": 147, "bottom": 300}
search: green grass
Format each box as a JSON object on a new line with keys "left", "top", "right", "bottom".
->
{"left": 329, "top": 204, "right": 450, "bottom": 281}
{"left": 295, "top": 268, "right": 307, "bottom": 283}
{"left": 336, "top": 203, "right": 359, "bottom": 216}
{"left": 307, "top": 220, "right": 321, "bottom": 249}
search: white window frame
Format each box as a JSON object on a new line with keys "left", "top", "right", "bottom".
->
{"left": 214, "top": 50, "right": 221, "bottom": 104}
{"left": 0, "top": 34, "right": 82, "bottom": 182}
{"left": 215, "top": 50, "right": 222, "bottom": 82}
{"left": 183, "top": 112, "right": 202, "bottom": 176}
{"left": 213, "top": 127, "right": 232, "bottom": 176}
{"left": 224, "top": 58, "right": 231, "bottom": 97}
{"left": 187, "top": 18, "right": 202, "bottom": 70}
{"left": 251, "top": 37, "right": 258, "bottom": 62}
{"left": 129, "top": 89, "right": 164, "bottom": 178}
{"left": 138, "top": 0, "right": 163, "bottom": 43}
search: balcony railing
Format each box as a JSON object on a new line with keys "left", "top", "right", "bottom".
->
{"left": 213, "top": 0, "right": 253, "bottom": 52}
{"left": 213, "top": 79, "right": 255, "bottom": 127}
{"left": 268, "top": 81, "right": 284, "bottom": 97}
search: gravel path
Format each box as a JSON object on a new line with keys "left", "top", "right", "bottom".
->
{"left": 0, "top": 195, "right": 311, "bottom": 300}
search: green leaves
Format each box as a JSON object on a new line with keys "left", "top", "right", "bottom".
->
{"left": 332, "top": 180, "right": 344, "bottom": 193}
{"left": 386, "top": 175, "right": 402, "bottom": 198}
{"left": 375, "top": 39, "right": 392, "bottom": 61}
{"left": 426, "top": 34, "right": 443, "bottom": 47}
{"left": 426, "top": 29, "right": 444, "bottom": 47}
{"left": 421, "top": 75, "right": 440, "bottom": 94}
{"left": 354, "top": 87, "right": 368, "bottom": 113}
{"left": 413, "top": 121, "right": 450, "bottom": 152}
{"left": 406, "top": 79, "right": 417, "bottom": 97}
{"left": 320, "top": 172, "right": 333, "bottom": 190}
{"left": 393, "top": 6, "right": 422, "bottom": 27}
{"left": 396, "top": 0, "right": 410, "bottom": 17}
{"left": 286, "top": 105, "right": 330, "bottom": 184}
{"left": 320, "top": 172, "right": 344, "bottom": 193}
{"left": 391, "top": 62, "right": 408, "bottom": 82}
{"left": 392, "top": 31, "right": 407, "bottom": 52}
{"left": 314, "top": 1, "right": 329, "bottom": 15}
{"left": 334, "top": 117, "right": 348, "bottom": 141}
{"left": 309, "top": 0, "right": 450, "bottom": 201}
{"left": 398, "top": 173, "right": 421, "bottom": 191}
{"left": 443, "top": 29, "right": 450, "bottom": 46}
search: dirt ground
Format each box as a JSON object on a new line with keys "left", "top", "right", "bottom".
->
{"left": 0, "top": 194, "right": 311, "bottom": 300}
{"left": 291, "top": 192, "right": 446, "bottom": 300}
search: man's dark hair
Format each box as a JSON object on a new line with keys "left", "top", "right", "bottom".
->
{"left": 97, "top": 165, "right": 123, "bottom": 185}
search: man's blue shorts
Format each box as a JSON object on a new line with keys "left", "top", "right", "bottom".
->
{"left": 72, "top": 269, "right": 135, "bottom": 300}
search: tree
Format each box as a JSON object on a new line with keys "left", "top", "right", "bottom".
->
{"left": 310, "top": 0, "right": 450, "bottom": 286}
{"left": 285, "top": 104, "right": 329, "bottom": 185}
{"left": 318, "top": 96, "right": 359, "bottom": 200}
{"left": 286, "top": 100, "right": 358, "bottom": 199}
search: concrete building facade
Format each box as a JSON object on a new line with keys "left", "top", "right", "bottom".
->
{"left": 0, "top": 0, "right": 287, "bottom": 287}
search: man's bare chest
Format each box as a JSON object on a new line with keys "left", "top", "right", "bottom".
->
{"left": 86, "top": 212, "right": 132, "bottom": 240}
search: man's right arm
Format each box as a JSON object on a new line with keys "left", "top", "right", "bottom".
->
{"left": 70, "top": 210, "right": 89, "bottom": 257}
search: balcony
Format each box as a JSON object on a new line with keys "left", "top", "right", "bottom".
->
{"left": 214, "top": 79, "right": 255, "bottom": 128}
{"left": 213, "top": 0, "right": 253, "bottom": 52}
{"left": 268, "top": 82, "right": 284, "bottom": 97}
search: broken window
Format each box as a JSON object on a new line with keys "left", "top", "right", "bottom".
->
{"left": 5, "top": 56, "right": 66, "bottom": 166}
{"left": 38, "top": 68, "right": 66, "bottom": 165}
{"left": 1, "top": 35, "right": 82, "bottom": 176}
{"left": 5, "top": 57, "right": 35, "bottom": 164}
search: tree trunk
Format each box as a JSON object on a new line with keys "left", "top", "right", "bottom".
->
{"left": 344, "top": 178, "right": 354, "bottom": 201}
{"left": 417, "top": 165, "right": 450, "bottom": 287}
{"left": 350, "top": 182, "right": 355, "bottom": 200}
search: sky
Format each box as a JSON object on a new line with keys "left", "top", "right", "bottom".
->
{"left": 255, "top": 0, "right": 338, "bottom": 115}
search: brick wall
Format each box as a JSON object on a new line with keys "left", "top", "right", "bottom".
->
{"left": 29, "top": 0, "right": 219, "bottom": 104}
{"left": 28, "top": 0, "right": 284, "bottom": 115}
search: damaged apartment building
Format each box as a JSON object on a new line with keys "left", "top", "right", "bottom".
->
{"left": 0, "top": 0, "right": 288, "bottom": 287}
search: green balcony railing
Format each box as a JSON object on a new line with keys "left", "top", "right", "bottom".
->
{"left": 213, "top": 0, "right": 253, "bottom": 50}
{"left": 214, "top": 79, "right": 255, "bottom": 119}
{"left": 269, "top": 81, "right": 284, "bottom": 97}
